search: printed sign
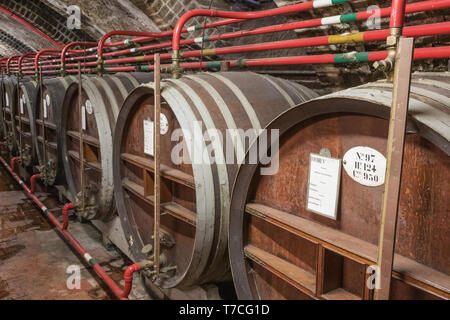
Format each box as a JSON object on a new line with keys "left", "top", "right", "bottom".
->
{"left": 306, "top": 153, "right": 342, "bottom": 219}
{"left": 343, "top": 146, "right": 386, "bottom": 187}
{"left": 81, "top": 106, "right": 86, "bottom": 131}
{"left": 143, "top": 119, "right": 154, "bottom": 156}
{"left": 85, "top": 100, "right": 93, "bottom": 114}
{"left": 43, "top": 99, "right": 48, "bottom": 118}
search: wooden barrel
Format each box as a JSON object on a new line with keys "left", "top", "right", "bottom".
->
{"left": 60, "top": 73, "right": 154, "bottom": 221}
{"left": 12, "top": 78, "right": 39, "bottom": 171}
{"left": 1, "top": 75, "right": 18, "bottom": 156}
{"left": 33, "top": 76, "right": 77, "bottom": 186}
{"left": 113, "top": 71, "right": 318, "bottom": 289}
{"left": 229, "top": 72, "right": 450, "bottom": 300}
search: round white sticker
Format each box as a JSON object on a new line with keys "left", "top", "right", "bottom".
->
{"left": 85, "top": 100, "right": 93, "bottom": 114}
{"left": 46, "top": 94, "right": 50, "bottom": 106}
{"left": 160, "top": 113, "right": 169, "bottom": 135}
{"left": 343, "top": 146, "right": 386, "bottom": 187}
{"left": 5, "top": 93, "right": 9, "bottom": 106}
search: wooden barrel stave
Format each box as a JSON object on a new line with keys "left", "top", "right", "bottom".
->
{"left": 113, "top": 71, "right": 318, "bottom": 289}
{"left": 61, "top": 73, "right": 154, "bottom": 221}
{"left": 229, "top": 72, "right": 450, "bottom": 300}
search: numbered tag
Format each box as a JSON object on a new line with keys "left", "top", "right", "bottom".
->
{"left": 306, "top": 153, "right": 342, "bottom": 219}
{"left": 343, "top": 146, "right": 386, "bottom": 187}
{"left": 43, "top": 99, "right": 48, "bottom": 118}
{"left": 81, "top": 106, "right": 86, "bottom": 131}
{"left": 143, "top": 119, "right": 154, "bottom": 156}
{"left": 160, "top": 113, "right": 169, "bottom": 135}
{"left": 85, "top": 100, "right": 93, "bottom": 114}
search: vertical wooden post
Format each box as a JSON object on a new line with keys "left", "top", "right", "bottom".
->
{"left": 39, "top": 67, "right": 47, "bottom": 165}
{"left": 375, "top": 37, "right": 414, "bottom": 300}
{"left": 78, "top": 62, "right": 85, "bottom": 212}
{"left": 153, "top": 53, "right": 161, "bottom": 276}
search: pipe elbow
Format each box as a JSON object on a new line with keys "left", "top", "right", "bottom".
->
{"left": 30, "top": 174, "right": 40, "bottom": 194}
{"left": 62, "top": 203, "right": 75, "bottom": 230}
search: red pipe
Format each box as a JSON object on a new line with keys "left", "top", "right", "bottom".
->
{"left": 390, "top": 0, "right": 407, "bottom": 29}
{"left": 62, "top": 203, "right": 74, "bottom": 231}
{"left": 18, "top": 53, "right": 36, "bottom": 76}
{"left": 30, "top": 174, "right": 40, "bottom": 194}
{"left": 61, "top": 42, "right": 97, "bottom": 74}
{"left": 172, "top": 0, "right": 352, "bottom": 50}
{"left": 10, "top": 156, "right": 20, "bottom": 172}
{"left": 121, "top": 264, "right": 141, "bottom": 300}
{"left": 0, "top": 6, "right": 63, "bottom": 48}
{"left": 34, "top": 49, "right": 62, "bottom": 72}
{"left": 97, "top": 31, "right": 162, "bottom": 61}
{"left": 6, "top": 56, "right": 20, "bottom": 74}
{"left": 0, "top": 154, "right": 140, "bottom": 300}
{"left": 101, "top": 21, "right": 450, "bottom": 66}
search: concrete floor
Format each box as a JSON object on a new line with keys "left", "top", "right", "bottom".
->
{"left": 0, "top": 164, "right": 150, "bottom": 300}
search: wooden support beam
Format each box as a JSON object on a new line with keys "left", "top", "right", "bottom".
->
{"left": 153, "top": 53, "right": 161, "bottom": 276}
{"left": 375, "top": 37, "right": 414, "bottom": 300}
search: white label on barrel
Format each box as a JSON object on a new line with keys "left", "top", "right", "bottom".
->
{"left": 160, "top": 113, "right": 169, "bottom": 135}
{"left": 81, "top": 106, "right": 86, "bottom": 131}
{"left": 5, "top": 93, "right": 9, "bottom": 106}
{"left": 343, "top": 146, "right": 386, "bottom": 187}
{"left": 143, "top": 119, "right": 154, "bottom": 156}
{"left": 20, "top": 98, "right": 24, "bottom": 114}
{"left": 306, "top": 153, "right": 341, "bottom": 219}
{"left": 85, "top": 100, "right": 93, "bottom": 114}
{"left": 46, "top": 94, "right": 50, "bottom": 106}
{"left": 43, "top": 99, "right": 48, "bottom": 118}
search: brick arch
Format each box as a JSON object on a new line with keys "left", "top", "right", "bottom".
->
{"left": 0, "top": 0, "right": 95, "bottom": 45}
{"left": 0, "top": 29, "right": 34, "bottom": 54}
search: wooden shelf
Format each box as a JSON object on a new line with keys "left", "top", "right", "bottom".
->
{"left": 244, "top": 244, "right": 316, "bottom": 296}
{"left": 322, "top": 288, "right": 361, "bottom": 301}
{"left": 36, "top": 119, "right": 57, "bottom": 130}
{"left": 68, "top": 150, "right": 101, "bottom": 171}
{"left": 67, "top": 130, "right": 100, "bottom": 147}
{"left": 246, "top": 203, "right": 450, "bottom": 297}
{"left": 122, "top": 178, "right": 196, "bottom": 227}
{"left": 121, "top": 153, "right": 195, "bottom": 189}
{"left": 15, "top": 116, "right": 30, "bottom": 124}
{"left": 15, "top": 127, "right": 32, "bottom": 138}
{"left": 37, "top": 136, "right": 57, "bottom": 150}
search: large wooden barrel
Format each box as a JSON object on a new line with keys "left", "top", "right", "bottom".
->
{"left": 1, "top": 75, "right": 18, "bottom": 156}
{"left": 12, "top": 78, "right": 39, "bottom": 171}
{"left": 113, "top": 71, "right": 318, "bottom": 289}
{"left": 60, "top": 73, "right": 154, "bottom": 221}
{"left": 229, "top": 72, "right": 450, "bottom": 300}
{"left": 33, "top": 76, "right": 77, "bottom": 186}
